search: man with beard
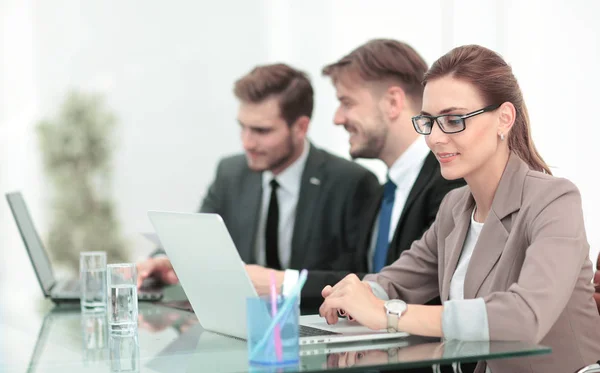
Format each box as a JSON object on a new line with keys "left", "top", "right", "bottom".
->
{"left": 273, "top": 40, "right": 466, "bottom": 309}
{"left": 136, "top": 63, "right": 379, "bottom": 294}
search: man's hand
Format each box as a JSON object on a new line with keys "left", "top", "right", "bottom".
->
{"left": 137, "top": 311, "right": 182, "bottom": 333}
{"left": 245, "top": 264, "right": 285, "bottom": 296}
{"left": 136, "top": 257, "right": 179, "bottom": 289}
{"left": 138, "top": 310, "right": 199, "bottom": 334}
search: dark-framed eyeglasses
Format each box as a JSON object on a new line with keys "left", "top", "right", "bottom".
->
{"left": 411, "top": 104, "right": 501, "bottom": 135}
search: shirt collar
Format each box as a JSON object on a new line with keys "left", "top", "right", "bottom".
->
{"left": 262, "top": 139, "right": 310, "bottom": 196}
{"left": 387, "top": 136, "right": 430, "bottom": 186}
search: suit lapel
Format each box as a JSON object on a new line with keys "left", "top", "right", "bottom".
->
{"left": 289, "top": 144, "right": 325, "bottom": 268}
{"left": 462, "top": 211, "right": 509, "bottom": 299}
{"left": 388, "top": 152, "right": 438, "bottom": 257}
{"left": 237, "top": 171, "right": 262, "bottom": 263}
{"left": 462, "top": 154, "right": 528, "bottom": 298}
{"left": 441, "top": 194, "right": 473, "bottom": 301}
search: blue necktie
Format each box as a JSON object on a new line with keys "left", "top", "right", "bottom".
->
{"left": 372, "top": 179, "right": 396, "bottom": 272}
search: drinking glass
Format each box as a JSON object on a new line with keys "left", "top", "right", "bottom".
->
{"left": 107, "top": 263, "right": 138, "bottom": 334}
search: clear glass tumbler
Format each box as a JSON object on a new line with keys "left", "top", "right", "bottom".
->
{"left": 80, "top": 251, "right": 107, "bottom": 312}
{"left": 107, "top": 263, "right": 138, "bottom": 335}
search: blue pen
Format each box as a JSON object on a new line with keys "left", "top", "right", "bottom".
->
{"left": 249, "top": 269, "right": 307, "bottom": 361}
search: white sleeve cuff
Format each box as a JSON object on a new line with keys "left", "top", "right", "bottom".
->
{"left": 282, "top": 269, "right": 300, "bottom": 298}
{"left": 442, "top": 298, "right": 490, "bottom": 341}
{"left": 366, "top": 281, "right": 390, "bottom": 300}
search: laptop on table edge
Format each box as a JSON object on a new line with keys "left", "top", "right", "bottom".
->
{"left": 147, "top": 210, "right": 408, "bottom": 345}
{"left": 5, "top": 191, "right": 163, "bottom": 304}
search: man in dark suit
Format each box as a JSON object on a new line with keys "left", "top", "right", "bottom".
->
{"left": 136, "top": 63, "right": 379, "bottom": 293}
{"left": 279, "top": 40, "right": 466, "bottom": 308}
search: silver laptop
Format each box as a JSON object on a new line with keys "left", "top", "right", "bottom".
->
{"left": 147, "top": 211, "right": 408, "bottom": 345}
{"left": 5, "top": 191, "right": 163, "bottom": 303}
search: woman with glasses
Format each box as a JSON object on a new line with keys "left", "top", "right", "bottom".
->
{"left": 319, "top": 44, "right": 600, "bottom": 372}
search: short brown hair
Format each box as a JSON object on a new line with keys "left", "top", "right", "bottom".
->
{"left": 234, "top": 63, "right": 314, "bottom": 126}
{"left": 423, "top": 45, "right": 551, "bottom": 175}
{"left": 322, "top": 39, "right": 428, "bottom": 108}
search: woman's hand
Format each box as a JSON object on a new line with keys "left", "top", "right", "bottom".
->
{"left": 319, "top": 274, "right": 387, "bottom": 330}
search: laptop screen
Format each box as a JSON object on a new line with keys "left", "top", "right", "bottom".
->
{"left": 5, "top": 192, "right": 56, "bottom": 295}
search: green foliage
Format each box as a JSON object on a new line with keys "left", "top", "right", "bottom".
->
{"left": 37, "top": 90, "right": 129, "bottom": 273}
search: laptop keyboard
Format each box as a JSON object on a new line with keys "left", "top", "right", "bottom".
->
{"left": 299, "top": 325, "right": 339, "bottom": 337}
{"left": 58, "top": 280, "right": 163, "bottom": 301}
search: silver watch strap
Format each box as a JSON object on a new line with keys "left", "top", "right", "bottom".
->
{"left": 386, "top": 312, "right": 399, "bottom": 332}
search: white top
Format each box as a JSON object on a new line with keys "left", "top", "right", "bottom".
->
{"left": 368, "top": 136, "right": 430, "bottom": 271}
{"left": 254, "top": 140, "right": 310, "bottom": 269}
{"left": 449, "top": 208, "right": 484, "bottom": 300}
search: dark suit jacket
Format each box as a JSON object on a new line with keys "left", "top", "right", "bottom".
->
{"left": 198, "top": 143, "right": 380, "bottom": 270}
{"left": 302, "top": 152, "right": 465, "bottom": 307}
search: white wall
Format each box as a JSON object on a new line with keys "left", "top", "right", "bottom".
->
{"left": 502, "top": 0, "right": 600, "bottom": 266}
{"left": 1, "top": 0, "right": 599, "bottom": 321}
{"left": 1, "top": 0, "right": 43, "bottom": 320}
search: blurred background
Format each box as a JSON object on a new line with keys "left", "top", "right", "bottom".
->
{"left": 1, "top": 0, "right": 599, "bottom": 362}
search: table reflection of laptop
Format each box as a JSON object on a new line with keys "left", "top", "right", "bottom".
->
{"left": 148, "top": 321, "right": 410, "bottom": 373}
{"left": 6, "top": 191, "right": 163, "bottom": 304}
{"left": 24, "top": 306, "right": 106, "bottom": 373}
{"left": 25, "top": 304, "right": 191, "bottom": 373}
{"left": 147, "top": 211, "right": 409, "bottom": 345}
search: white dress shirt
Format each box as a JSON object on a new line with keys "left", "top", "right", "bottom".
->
{"left": 368, "top": 136, "right": 430, "bottom": 272}
{"left": 254, "top": 140, "right": 310, "bottom": 270}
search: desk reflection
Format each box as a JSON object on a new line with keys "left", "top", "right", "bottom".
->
{"left": 326, "top": 341, "right": 444, "bottom": 368}
{"left": 26, "top": 303, "right": 198, "bottom": 372}
{"left": 80, "top": 310, "right": 141, "bottom": 372}
{"left": 81, "top": 311, "right": 108, "bottom": 365}
{"left": 137, "top": 305, "right": 198, "bottom": 334}
{"left": 109, "top": 333, "right": 139, "bottom": 372}
{"left": 17, "top": 302, "right": 547, "bottom": 373}
{"left": 324, "top": 339, "right": 492, "bottom": 370}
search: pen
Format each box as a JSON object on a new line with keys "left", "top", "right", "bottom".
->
{"left": 269, "top": 271, "right": 283, "bottom": 361}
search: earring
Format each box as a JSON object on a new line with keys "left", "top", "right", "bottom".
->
{"left": 499, "top": 133, "right": 505, "bottom": 141}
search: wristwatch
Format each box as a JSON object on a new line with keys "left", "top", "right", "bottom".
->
{"left": 384, "top": 299, "right": 407, "bottom": 332}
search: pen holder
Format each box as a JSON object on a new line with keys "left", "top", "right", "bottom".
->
{"left": 246, "top": 295, "right": 300, "bottom": 366}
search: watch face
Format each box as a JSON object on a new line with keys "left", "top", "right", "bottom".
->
{"left": 386, "top": 300, "right": 407, "bottom": 314}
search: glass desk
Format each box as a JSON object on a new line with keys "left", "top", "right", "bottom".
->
{"left": 0, "top": 287, "right": 551, "bottom": 372}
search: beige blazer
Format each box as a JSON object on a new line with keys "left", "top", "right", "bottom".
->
{"left": 365, "top": 153, "right": 600, "bottom": 373}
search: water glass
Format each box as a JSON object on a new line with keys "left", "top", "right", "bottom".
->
{"left": 107, "top": 263, "right": 138, "bottom": 335}
{"left": 109, "top": 332, "right": 139, "bottom": 372}
{"left": 80, "top": 251, "right": 107, "bottom": 312}
{"left": 246, "top": 295, "right": 300, "bottom": 366}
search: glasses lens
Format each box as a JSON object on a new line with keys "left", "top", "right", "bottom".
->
{"left": 413, "top": 117, "right": 432, "bottom": 134}
{"left": 438, "top": 116, "right": 465, "bottom": 133}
